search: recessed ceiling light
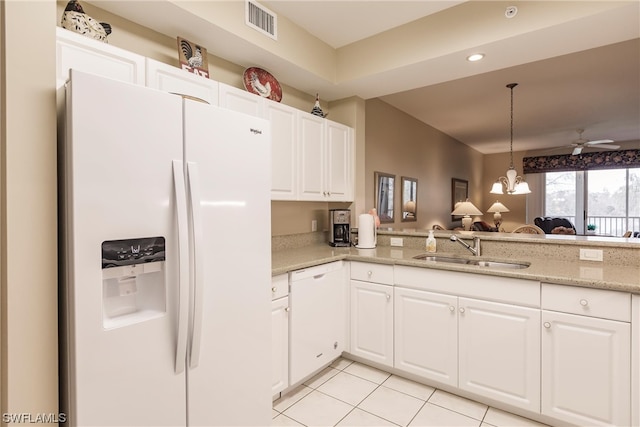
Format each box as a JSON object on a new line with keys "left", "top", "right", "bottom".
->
{"left": 467, "top": 53, "right": 485, "bottom": 62}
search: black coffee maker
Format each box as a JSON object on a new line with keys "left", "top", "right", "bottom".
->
{"left": 329, "top": 209, "right": 351, "bottom": 247}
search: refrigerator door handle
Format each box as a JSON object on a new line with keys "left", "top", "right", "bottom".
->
{"left": 187, "top": 161, "right": 204, "bottom": 369}
{"left": 172, "top": 160, "right": 189, "bottom": 374}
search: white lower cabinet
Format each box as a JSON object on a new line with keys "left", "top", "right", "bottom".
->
{"left": 541, "top": 284, "right": 631, "bottom": 427}
{"left": 350, "top": 280, "right": 394, "bottom": 367}
{"left": 393, "top": 286, "right": 540, "bottom": 412}
{"left": 289, "top": 261, "right": 346, "bottom": 385}
{"left": 393, "top": 266, "right": 541, "bottom": 413}
{"left": 271, "top": 274, "right": 289, "bottom": 396}
{"left": 271, "top": 296, "right": 289, "bottom": 396}
{"left": 394, "top": 287, "right": 458, "bottom": 386}
{"left": 458, "top": 297, "right": 540, "bottom": 412}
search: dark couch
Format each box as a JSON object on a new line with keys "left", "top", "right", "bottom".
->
{"left": 534, "top": 217, "right": 576, "bottom": 234}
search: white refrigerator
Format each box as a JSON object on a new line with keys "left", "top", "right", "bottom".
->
{"left": 60, "top": 70, "right": 272, "bottom": 426}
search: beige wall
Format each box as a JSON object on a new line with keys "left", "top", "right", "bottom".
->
{"left": 1, "top": 0, "right": 59, "bottom": 422}
{"left": 365, "top": 99, "right": 485, "bottom": 230}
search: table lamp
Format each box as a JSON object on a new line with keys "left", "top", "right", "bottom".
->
{"left": 451, "top": 199, "right": 483, "bottom": 231}
{"left": 487, "top": 201, "right": 510, "bottom": 230}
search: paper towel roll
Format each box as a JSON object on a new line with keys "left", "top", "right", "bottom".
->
{"left": 357, "top": 214, "right": 377, "bottom": 249}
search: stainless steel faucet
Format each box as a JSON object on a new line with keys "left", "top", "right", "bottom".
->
{"left": 450, "top": 235, "right": 481, "bottom": 256}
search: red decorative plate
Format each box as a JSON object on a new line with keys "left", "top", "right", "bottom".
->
{"left": 242, "top": 67, "right": 282, "bottom": 102}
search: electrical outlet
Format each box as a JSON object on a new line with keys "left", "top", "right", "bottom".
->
{"left": 390, "top": 237, "right": 403, "bottom": 247}
{"left": 579, "top": 248, "right": 603, "bottom": 262}
{"left": 311, "top": 220, "right": 317, "bottom": 232}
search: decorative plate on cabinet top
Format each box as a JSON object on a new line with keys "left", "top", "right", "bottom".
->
{"left": 243, "top": 67, "right": 282, "bottom": 102}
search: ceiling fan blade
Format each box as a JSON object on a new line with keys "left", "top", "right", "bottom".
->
{"left": 586, "top": 139, "right": 614, "bottom": 145}
{"left": 589, "top": 143, "right": 620, "bottom": 150}
{"left": 572, "top": 146, "right": 583, "bottom": 156}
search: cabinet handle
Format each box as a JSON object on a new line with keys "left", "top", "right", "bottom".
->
{"left": 579, "top": 299, "right": 589, "bottom": 307}
{"left": 449, "top": 306, "right": 455, "bottom": 312}
{"left": 284, "top": 307, "right": 290, "bottom": 312}
{"left": 459, "top": 307, "right": 465, "bottom": 314}
{"left": 367, "top": 271, "right": 373, "bottom": 277}
{"left": 271, "top": 286, "right": 277, "bottom": 292}
{"left": 386, "top": 294, "right": 390, "bottom": 301}
{"left": 544, "top": 322, "right": 551, "bottom": 329}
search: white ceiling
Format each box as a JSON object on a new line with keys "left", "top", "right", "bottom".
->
{"left": 88, "top": 1, "right": 640, "bottom": 155}
{"left": 261, "top": 0, "right": 640, "bottom": 154}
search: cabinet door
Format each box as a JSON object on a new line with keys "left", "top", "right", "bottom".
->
{"left": 350, "top": 280, "right": 393, "bottom": 367}
{"left": 298, "top": 113, "right": 325, "bottom": 200}
{"left": 218, "top": 82, "right": 262, "bottom": 116}
{"left": 325, "top": 121, "right": 352, "bottom": 201}
{"left": 145, "top": 58, "right": 218, "bottom": 105}
{"left": 458, "top": 297, "right": 540, "bottom": 412}
{"left": 264, "top": 102, "right": 297, "bottom": 200}
{"left": 56, "top": 27, "right": 145, "bottom": 89}
{"left": 394, "top": 287, "right": 458, "bottom": 386}
{"left": 271, "top": 297, "right": 289, "bottom": 396}
{"left": 542, "top": 310, "right": 630, "bottom": 427}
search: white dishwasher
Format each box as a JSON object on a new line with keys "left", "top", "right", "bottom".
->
{"left": 289, "top": 260, "right": 346, "bottom": 385}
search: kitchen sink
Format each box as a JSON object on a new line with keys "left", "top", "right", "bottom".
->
{"left": 471, "top": 260, "right": 529, "bottom": 269}
{"left": 413, "top": 254, "right": 529, "bottom": 269}
{"left": 413, "top": 255, "right": 472, "bottom": 264}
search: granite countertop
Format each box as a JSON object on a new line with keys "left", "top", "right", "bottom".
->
{"left": 272, "top": 243, "right": 640, "bottom": 294}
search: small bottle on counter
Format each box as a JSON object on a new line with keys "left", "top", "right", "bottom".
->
{"left": 426, "top": 230, "right": 437, "bottom": 253}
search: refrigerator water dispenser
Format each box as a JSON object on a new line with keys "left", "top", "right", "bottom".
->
{"left": 101, "top": 237, "right": 166, "bottom": 329}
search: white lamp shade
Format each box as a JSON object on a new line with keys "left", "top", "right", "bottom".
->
{"left": 403, "top": 200, "right": 416, "bottom": 213}
{"left": 514, "top": 181, "right": 531, "bottom": 194}
{"left": 490, "top": 181, "right": 504, "bottom": 194}
{"left": 487, "top": 201, "right": 510, "bottom": 213}
{"left": 451, "top": 200, "right": 483, "bottom": 216}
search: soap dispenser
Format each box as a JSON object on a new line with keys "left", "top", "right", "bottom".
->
{"left": 426, "top": 230, "right": 437, "bottom": 253}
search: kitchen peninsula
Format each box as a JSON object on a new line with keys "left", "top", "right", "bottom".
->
{"left": 272, "top": 230, "right": 640, "bottom": 292}
{"left": 272, "top": 230, "right": 640, "bottom": 427}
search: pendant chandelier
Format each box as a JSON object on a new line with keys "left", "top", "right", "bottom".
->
{"left": 490, "top": 83, "right": 531, "bottom": 195}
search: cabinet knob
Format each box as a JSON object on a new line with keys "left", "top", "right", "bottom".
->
{"left": 459, "top": 307, "right": 465, "bottom": 314}
{"left": 449, "top": 306, "right": 455, "bottom": 312}
{"left": 367, "top": 271, "right": 373, "bottom": 277}
{"left": 284, "top": 307, "right": 290, "bottom": 312}
{"left": 386, "top": 294, "right": 391, "bottom": 301}
{"left": 271, "top": 286, "right": 277, "bottom": 292}
{"left": 579, "top": 299, "right": 589, "bottom": 307}
{"left": 544, "top": 322, "right": 551, "bottom": 329}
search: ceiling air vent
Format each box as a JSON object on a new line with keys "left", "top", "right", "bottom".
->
{"left": 246, "top": 0, "right": 278, "bottom": 40}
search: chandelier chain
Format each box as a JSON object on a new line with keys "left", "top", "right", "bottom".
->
{"left": 508, "top": 82, "right": 517, "bottom": 169}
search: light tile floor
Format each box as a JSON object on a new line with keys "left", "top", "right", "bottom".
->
{"left": 272, "top": 358, "right": 549, "bottom": 427}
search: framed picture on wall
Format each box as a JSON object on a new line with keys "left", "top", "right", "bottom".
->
{"left": 451, "top": 178, "right": 468, "bottom": 220}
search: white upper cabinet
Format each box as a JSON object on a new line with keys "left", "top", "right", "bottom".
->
{"left": 56, "top": 27, "right": 145, "bottom": 89}
{"left": 325, "top": 120, "right": 353, "bottom": 201}
{"left": 297, "top": 112, "right": 326, "bottom": 201}
{"left": 56, "top": 29, "right": 354, "bottom": 202}
{"left": 218, "top": 82, "right": 263, "bottom": 117}
{"left": 146, "top": 59, "right": 219, "bottom": 105}
{"left": 298, "top": 113, "right": 354, "bottom": 201}
{"left": 264, "top": 102, "right": 298, "bottom": 200}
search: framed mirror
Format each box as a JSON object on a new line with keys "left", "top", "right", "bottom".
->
{"left": 451, "top": 178, "right": 469, "bottom": 220}
{"left": 374, "top": 171, "right": 395, "bottom": 223}
{"left": 401, "top": 176, "right": 418, "bottom": 222}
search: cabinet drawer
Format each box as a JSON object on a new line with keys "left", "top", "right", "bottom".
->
{"left": 542, "top": 283, "right": 630, "bottom": 322}
{"left": 350, "top": 261, "right": 394, "bottom": 285}
{"left": 271, "top": 274, "right": 289, "bottom": 300}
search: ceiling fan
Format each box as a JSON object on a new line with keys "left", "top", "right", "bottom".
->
{"left": 569, "top": 129, "right": 619, "bottom": 155}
